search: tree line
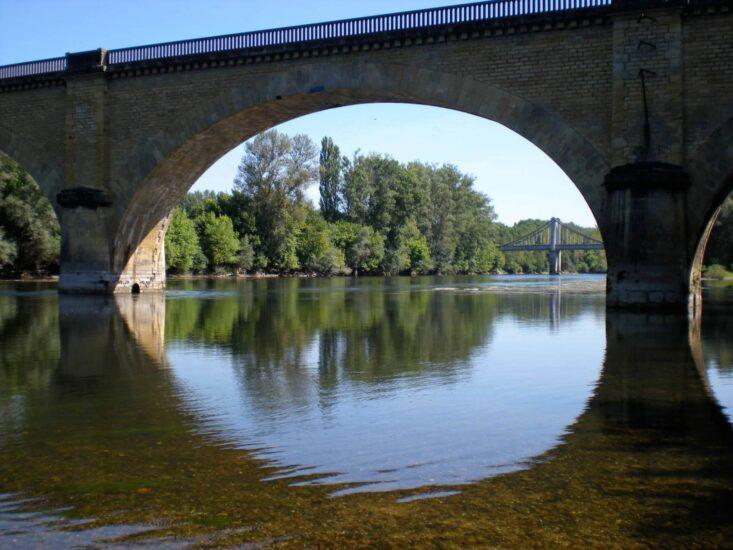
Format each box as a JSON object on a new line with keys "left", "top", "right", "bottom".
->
{"left": 1, "top": 139, "right": 731, "bottom": 278}
{"left": 164, "top": 130, "right": 607, "bottom": 276}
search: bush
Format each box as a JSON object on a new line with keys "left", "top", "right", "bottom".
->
{"left": 165, "top": 208, "right": 203, "bottom": 273}
{"left": 237, "top": 235, "right": 255, "bottom": 272}
{"left": 704, "top": 264, "right": 733, "bottom": 280}
{"left": 197, "top": 212, "right": 240, "bottom": 270}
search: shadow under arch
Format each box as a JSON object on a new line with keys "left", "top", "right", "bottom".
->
{"left": 112, "top": 61, "right": 610, "bottom": 274}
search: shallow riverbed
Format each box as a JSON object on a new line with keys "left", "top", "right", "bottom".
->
{"left": 1, "top": 275, "right": 732, "bottom": 547}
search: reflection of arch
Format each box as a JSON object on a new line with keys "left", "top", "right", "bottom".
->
{"left": 113, "top": 62, "right": 609, "bottom": 271}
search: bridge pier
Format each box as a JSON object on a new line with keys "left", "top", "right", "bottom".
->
{"left": 603, "top": 162, "right": 696, "bottom": 313}
{"left": 58, "top": 203, "right": 168, "bottom": 294}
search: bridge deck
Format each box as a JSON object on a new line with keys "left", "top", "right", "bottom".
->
{"left": 500, "top": 244, "right": 605, "bottom": 251}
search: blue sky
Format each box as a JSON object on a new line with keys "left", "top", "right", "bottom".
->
{"left": 0, "top": 0, "right": 596, "bottom": 226}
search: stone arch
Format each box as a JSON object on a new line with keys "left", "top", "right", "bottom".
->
{"left": 686, "top": 116, "right": 733, "bottom": 297}
{"left": 0, "top": 123, "right": 65, "bottom": 219}
{"left": 111, "top": 61, "right": 610, "bottom": 273}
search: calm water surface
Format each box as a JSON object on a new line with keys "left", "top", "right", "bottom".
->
{"left": 0, "top": 275, "right": 732, "bottom": 547}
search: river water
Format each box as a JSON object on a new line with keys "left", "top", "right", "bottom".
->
{"left": 0, "top": 275, "right": 732, "bottom": 547}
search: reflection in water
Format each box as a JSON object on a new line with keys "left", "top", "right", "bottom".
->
{"left": 0, "top": 277, "right": 732, "bottom": 547}
{"left": 165, "top": 280, "right": 604, "bottom": 492}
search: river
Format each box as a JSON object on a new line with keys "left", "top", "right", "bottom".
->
{"left": 1, "top": 275, "right": 732, "bottom": 546}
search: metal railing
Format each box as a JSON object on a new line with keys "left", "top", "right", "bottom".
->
{"left": 0, "top": 57, "right": 66, "bottom": 80}
{"left": 107, "top": 0, "right": 611, "bottom": 64}
{"left": 0, "top": 0, "right": 614, "bottom": 80}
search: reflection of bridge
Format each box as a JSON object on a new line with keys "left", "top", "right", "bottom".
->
{"left": 3, "top": 290, "right": 733, "bottom": 545}
{"left": 499, "top": 218, "right": 605, "bottom": 275}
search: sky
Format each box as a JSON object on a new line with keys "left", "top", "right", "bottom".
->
{"left": 0, "top": 0, "right": 596, "bottom": 226}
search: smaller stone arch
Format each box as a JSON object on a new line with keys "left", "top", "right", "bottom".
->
{"left": 686, "top": 116, "right": 733, "bottom": 302}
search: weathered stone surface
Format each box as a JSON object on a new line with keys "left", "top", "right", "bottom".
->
{"left": 0, "top": 1, "right": 731, "bottom": 307}
{"left": 604, "top": 162, "right": 690, "bottom": 191}
{"left": 56, "top": 186, "right": 113, "bottom": 209}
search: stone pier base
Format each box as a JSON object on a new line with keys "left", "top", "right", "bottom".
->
{"left": 58, "top": 214, "right": 168, "bottom": 294}
{"left": 603, "top": 162, "right": 694, "bottom": 313}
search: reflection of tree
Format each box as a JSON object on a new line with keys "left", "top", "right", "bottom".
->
{"left": 0, "top": 294, "right": 59, "bottom": 394}
{"left": 165, "top": 280, "right": 507, "bottom": 410}
{"left": 702, "top": 295, "right": 733, "bottom": 375}
{"left": 163, "top": 279, "right": 612, "bottom": 416}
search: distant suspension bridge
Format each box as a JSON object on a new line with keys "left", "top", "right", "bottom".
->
{"left": 499, "top": 218, "right": 604, "bottom": 275}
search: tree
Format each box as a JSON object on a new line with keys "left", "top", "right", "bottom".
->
{"left": 314, "top": 246, "right": 346, "bottom": 275}
{"left": 238, "top": 235, "right": 256, "bottom": 272}
{"left": 165, "top": 208, "right": 203, "bottom": 273}
{"left": 234, "top": 130, "right": 318, "bottom": 271}
{"left": 197, "top": 212, "right": 240, "bottom": 270}
{"left": 332, "top": 221, "right": 385, "bottom": 275}
{"left": 381, "top": 219, "right": 433, "bottom": 275}
{"left": 0, "top": 154, "right": 60, "bottom": 273}
{"left": 297, "top": 210, "right": 344, "bottom": 274}
{"left": 319, "top": 137, "right": 343, "bottom": 222}
{"left": 0, "top": 228, "right": 17, "bottom": 268}
{"left": 341, "top": 153, "right": 370, "bottom": 225}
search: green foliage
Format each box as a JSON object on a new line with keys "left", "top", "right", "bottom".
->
{"left": 234, "top": 129, "right": 317, "bottom": 271}
{"left": 238, "top": 235, "right": 256, "bottom": 272}
{"left": 0, "top": 154, "right": 60, "bottom": 274}
{"left": 165, "top": 208, "right": 203, "bottom": 273}
{"left": 297, "top": 211, "right": 345, "bottom": 274}
{"left": 197, "top": 212, "right": 240, "bottom": 270}
{"left": 704, "top": 264, "right": 733, "bottom": 280}
{"left": 0, "top": 228, "right": 17, "bottom": 268}
{"left": 319, "top": 137, "right": 343, "bottom": 222}
{"left": 314, "top": 246, "right": 346, "bottom": 275}
{"left": 393, "top": 219, "right": 433, "bottom": 275}
{"left": 331, "top": 221, "right": 386, "bottom": 274}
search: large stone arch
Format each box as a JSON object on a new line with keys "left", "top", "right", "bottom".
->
{"left": 110, "top": 61, "right": 610, "bottom": 280}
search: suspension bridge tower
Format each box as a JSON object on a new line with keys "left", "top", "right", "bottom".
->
{"left": 549, "top": 218, "right": 562, "bottom": 276}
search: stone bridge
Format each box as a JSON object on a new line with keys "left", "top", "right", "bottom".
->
{"left": 0, "top": 0, "right": 731, "bottom": 310}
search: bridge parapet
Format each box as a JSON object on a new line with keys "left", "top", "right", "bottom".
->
{"left": 2, "top": 0, "right": 728, "bottom": 87}
{"left": 1, "top": 0, "right": 619, "bottom": 88}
